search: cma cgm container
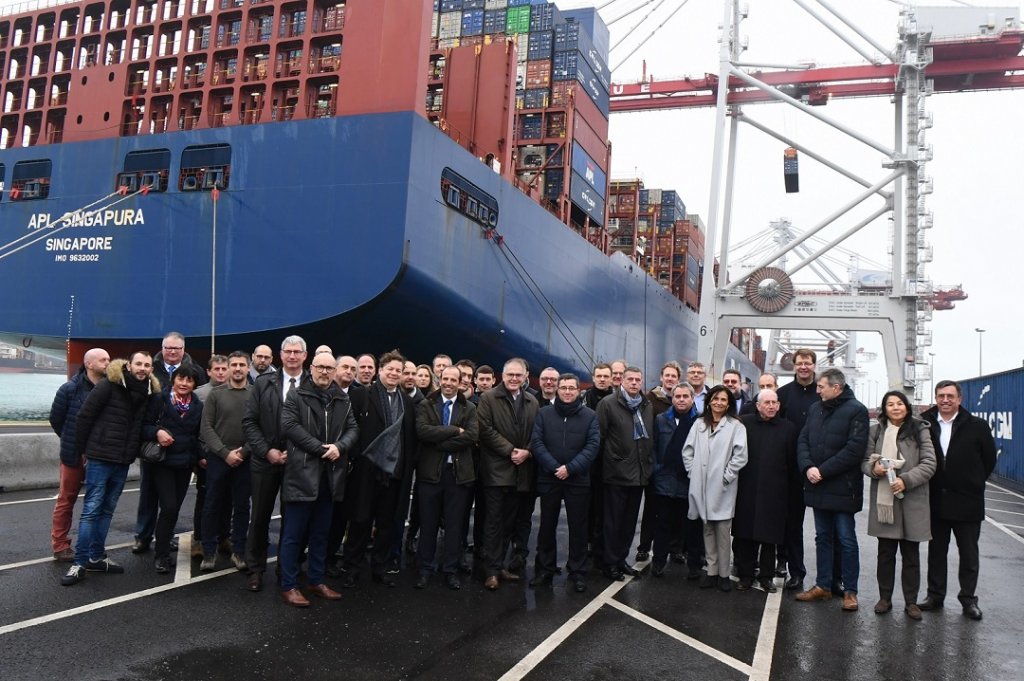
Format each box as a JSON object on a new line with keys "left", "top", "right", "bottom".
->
{"left": 554, "top": 22, "right": 611, "bottom": 92}
{"left": 959, "top": 368, "right": 1023, "bottom": 487}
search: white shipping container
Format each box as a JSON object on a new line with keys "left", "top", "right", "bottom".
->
{"left": 485, "top": 0, "right": 507, "bottom": 10}
{"left": 516, "top": 62, "right": 526, "bottom": 89}
{"left": 516, "top": 33, "right": 528, "bottom": 63}
{"left": 647, "top": 188, "right": 662, "bottom": 204}
{"left": 431, "top": 12, "right": 439, "bottom": 39}
{"left": 439, "top": 11, "right": 462, "bottom": 40}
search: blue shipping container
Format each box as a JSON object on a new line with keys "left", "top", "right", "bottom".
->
{"left": 561, "top": 8, "right": 610, "bottom": 58}
{"left": 520, "top": 114, "right": 542, "bottom": 139}
{"left": 483, "top": 9, "right": 506, "bottom": 34}
{"left": 527, "top": 30, "right": 553, "bottom": 59}
{"left": 545, "top": 170, "right": 563, "bottom": 201}
{"left": 440, "top": 0, "right": 463, "bottom": 11}
{"left": 463, "top": 0, "right": 486, "bottom": 9}
{"left": 554, "top": 25, "right": 610, "bottom": 93}
{"left": 687, "top": 254, "right": 700, "bottom": 290}
{"left": 523, "top": 87, "right": 548, "bottom": 109}
{"left": 530, "top": 3, "right": 561, "bottom": 31}
{"left": 573, "top": 56, "right": 610, "bottom": 118}
{"left": 571, "top": 141, "right": 607, "bottom": 199}
{"left": 570, "top": 170, "right": 605, "bottom": 225}
{"left": 462, "top": 9, "right": 485, "bottom": 36}
{"left": 960, "top": 368, "right": 1024, "bottom": 486}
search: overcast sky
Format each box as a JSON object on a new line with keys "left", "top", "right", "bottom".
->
{"left": 1, "top": 0, "right": 1017, "bottom": 393}
{"left": 557, "top": 0, "right": 1021, "bottom": 392}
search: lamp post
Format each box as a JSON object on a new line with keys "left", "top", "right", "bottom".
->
{"left": 974, "top": 328, "right": 985, "bottom": 376}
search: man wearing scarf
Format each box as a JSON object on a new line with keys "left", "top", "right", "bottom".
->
{"left": 597, "top": 366, "right": 655, "bottom": 581}
{"left": 62, "top": 352, "right": 161, "bottom": 586}
{"left": 529, "top": 373, "right": 600, "bottom": 592}
{"left": 341, "top": 350, "right": 418, "bottom": 587}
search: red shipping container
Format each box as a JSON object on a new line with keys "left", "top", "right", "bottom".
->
{"left": 550, "top": 80, "right": 572, "bottom": 106}
{"left": 525, "top": 59, "right": 551, "bottom": 88}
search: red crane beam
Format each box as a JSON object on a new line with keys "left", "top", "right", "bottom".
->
{"left": 610, "top": 31, "right": 1024, "bottom": 112}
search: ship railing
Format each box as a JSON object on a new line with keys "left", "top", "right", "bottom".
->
{"left": 243, "top": 63, "right": 269, "bottom": 81}
{"left": 1, "top": 0, "right": 85, "bottom": 19}
{"left": 209, "top": 111, "right": 231, "bottom": 128}
{"left": 50, "top": 90, "right": 68, "bottom": 106}
{"left": 308, "top": 55, "right": 340, "bottom": 74}
{"left": 180, "top": 113, "right": 201, "bottom": 130}
{"left": 279, "top": 20, "right": 306, "bottom": 40}
{"left": 307, "top": 100, "right": 335, "bottom": 118}
{"left": 216, "top": 31, "right": 241, "bottom": 48}
{"left": 317, "top": 16, "right": 345, "bottom": 34}
{"left": 240, "top": 108, "right": 260, "bottom": 124}
{"left": 270, "top": 104, "right": 295, "bottom": 121}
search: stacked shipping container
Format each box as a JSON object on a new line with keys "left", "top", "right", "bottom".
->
{"left": 427, "top": 0, "right": 611, "bottom": 241}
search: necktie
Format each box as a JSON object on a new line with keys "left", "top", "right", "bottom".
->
{"left": 168, "top": 364, "right": 177, "bottom": 376}
{"left": 288, "top": 377, "right": 296, "bottom": 394}
{"left": 443, "top": 399, "right": 452, "bottom": 426}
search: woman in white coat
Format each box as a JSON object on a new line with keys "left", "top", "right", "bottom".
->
{"left": 683, "top": 385, "right": 748, "bottom": 592}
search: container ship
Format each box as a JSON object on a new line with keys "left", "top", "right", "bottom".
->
{"left": 0, "top": 0, "right": 760, "bottom": 380}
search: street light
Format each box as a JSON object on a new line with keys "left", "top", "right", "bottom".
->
{"left": 974, "top": 328, "right": 985, "bottom": 376}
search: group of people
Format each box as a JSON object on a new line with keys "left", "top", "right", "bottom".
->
{"left": 48, "top": 338, "right": 996, "bottom": 619}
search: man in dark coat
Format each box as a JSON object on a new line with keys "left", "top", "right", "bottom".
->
{"left": 529, "top": 373, "right": 600, "bottom": 592}
{"left": 49, "top": 347, "right": 109, "bottom": 562}
{"left": 278, "top": 354, "right": 359, "bottom": 607}
{"left": 598, "top": 366, "right": 654, "bottom": 581}
{"left": 414, "top": 366, "right": 479, "bottom": 590}
{"left": 635, "top": 361, "right": 683, "bottom": 562}
{"left": 583, "top": 362, "right": 614, "bottom": 569}
{"left": 62, "top": 352, "right": 161, "bottom": 586}
{"left": 795, "top": 368, "right": 869, "bottom": 612}
{"left": 734, "top": 389, "right": 795, "bottom": 592}
{"left": 650, "top": 384, "right": 700, "bottom": 578}
{"left": 241, "top": 335, "right": 308, "bottom": 592}
{"left": 776, "top": 348, "right": 819, "bottom": 590}
{"left": 341, "top": 349, "right": 418, "bottom": 587}
{"left": 919, "top": 380, "right": 997, "bottom": 620}
{"left": 478, "top": 358, "right": 539, "bottom": 590}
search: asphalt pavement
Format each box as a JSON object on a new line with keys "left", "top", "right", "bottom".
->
{"left": 1, "top": 480, "right": 1022, "bottom": 681}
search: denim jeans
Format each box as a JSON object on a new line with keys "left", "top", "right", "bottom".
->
{"left": 279, "top": 473, "right": 333, "bottom": 591}
{"left": 74, "top": 460, "right": 130, "bottom": 565}
{"left": 812, "top": 508, "right": 859, "bottom": 593}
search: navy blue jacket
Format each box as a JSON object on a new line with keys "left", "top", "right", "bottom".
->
{"left": 49, "top": 366, "right": 95, "bottom": 467}
{"left": 652, "top": 406, "right": 699, "bottom": 498}
{"left": 796, "top": 385, "right": 869, "bottom": 513}
{"left": 143, "top": 389, "right": 205, "bottom": 469}
{"left": 531, "top": 400, "right": 600, "bottom": 487}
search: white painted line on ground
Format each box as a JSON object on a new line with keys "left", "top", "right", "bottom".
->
{"left": 0, "top": 540, "right": 135, "bottom": 572}
{"left": 999, "top": 523, "right": 1024, "bottom": 531}
{"left": 497, "top": 576, "right": 634, "bottom": 681}
{"left": 749, "top": 590, "right": 783, "bottom": 681}
{"left": 174, "top": 534, "right": 193, "bottom": 586}
{"left": 985, "top": 508, "right": 1024, "bottom": 517}
{"left": 605, "top": 598, "right": 754, "bottom": 676}
{"left": 988, "top": 482, "right": 1024, "bottom": 501}
{"left": 985, "top": 515, "right": 1024, "bottom": 547}
{"left": 0, "top": 488, "right": 140, "bottom": 507}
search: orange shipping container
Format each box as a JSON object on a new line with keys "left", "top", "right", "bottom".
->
{"left": 525, "top": 59, "right": 551, "bottom": 88}
{"left": 550, "top": 80, "right": 572, "bottom": 106}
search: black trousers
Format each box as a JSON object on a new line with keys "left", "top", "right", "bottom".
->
{"left": 416, "top": 465, "right": 472, "bottom": 575}
{"left": 733, "top": 537, "right": 776, "bottom": 582}
{"left": 877, "top": 538, "right": 920, "bottom": 603}
{"left": 602, "top": 484, "right": 644, "bottom": 570}
{"left": 343, "top": 477, "right": 403, "bottom": 576}
{"left": 636, "top": 484, "right": 657, "bottom": 552}
{"left": 536, "top": 483, "right": 590, "bottom": 578}
{"left": 134, "top": 460, "right": 159, "bottom": 542}
{"left": 245, "top": 464, "right": 284, "bottom": 574}
{"left": 782, "top": 494, "right": 806, "bottom": 579}
{"left": 927, "top": 517, "right": 981, "bottom": 604}
{"left": 191, "top": 465, "right": 230, "bottom": 542}
{"left": 325, "top": 500, "right": 348, "bottom": 563}
{"left": 511, "top": 491, "right": 537, "bottom": 561}
{"left": 587, "top": 460, "right": 605, "bottom": 567}
{"left": 202, "top": 456, "right": 251, "bottom": 556}
{"left": 482, "top": 485, "right": 519, "bottom": 577}
{"left": 152, "top": 465, "right": 192, "bottom": 559}
{"left": 652, "top": 495, "right": 703, "bottom": 566}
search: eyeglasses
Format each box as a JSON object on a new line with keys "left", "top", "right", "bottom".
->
{"left": 282, "top": 349, "right": 304, "bottom": 355}
{"left": 311, "top": 365, "right": 335, "bottom": 373}
{"left": 162, "top": 346, "right": 183, "bottom": 351}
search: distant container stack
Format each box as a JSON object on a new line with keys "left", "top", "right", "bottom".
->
{"left": 427, "top": 0, "right": 611, "bottom": 248}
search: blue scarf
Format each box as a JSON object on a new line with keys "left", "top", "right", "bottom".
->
{"left": 622, "top": 389, "right": 649, "bottom": 440}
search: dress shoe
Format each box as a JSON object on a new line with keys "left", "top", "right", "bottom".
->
{"left": 671, "top": 552, "right": 686, "bottom": 564}
{"left": 905, "top": 604, "right": 923, "bottom": 620}
{"left": 917, "top": 596, "right": 944, "bottom": 611}
{"left": 190, "top": 538, "right": 204, "bottom": 559}
{"left": 634, "top": 549, "right": 650, "bottom": 562}
{"left": 200, "top": 554, "right": 217, "bottom": 572}
{"left": 154, "top": 557, "right": 171, "bottom": 574}
{"left": 718, "top": 576, "right": 733, "bottom": 592}
{"left": 874, "top": 598, "right": 892, "bottom": 614}
{"left": 484, "top": 575, "right": 499, "bottom": 590}
{"left": 280, "top": 588, "right": 310, "bottom": 608}
{"left": 499, "top": 569, "right": 521, "bottom": 583}
{"left": 445, "top": 574, "right": 461, "bottom": 591}
{"left": 603, "top": 568, "right": 625, "bottom": 582}
{"left": 231, "top": 553, "right": 247, "bottom": 571}
{"left": 795, "top": 585, "right": 832, "bottom": 602}
{"left": 573, "top": 579, "right": 587, "bottom": 593}
{"left": 372, "top": 572, "right": 396, "bottom": 588}
{"left": 699, "top": 574, "right": 716, "bottom": 589}
{"left": 651, "top": 562, "right": 666, "bottom": 578}
{"left": 414, "top": 573, "right": 429, "bottom": 589}
{"left": 758, "top": 579, "right": 778, "bottom": 594}
{"left": 131, "top": 538, "right": 151, "bottom": 554}
{"left": 507, "top": 553, "right": 526, "bottom": 573}
{"left": 784, "top": 576, "right": 804, "bottom": 591}
{"left": 246, "top": 572, "right": 263, "bottom": 592}
{"left": 687, "top": 566, "right": 702, "bottom": 581}
{"left": 53, "top": 547, "right": 75, "bottom": 562}
{"left": 736, "top": 579, "right": 752, "bottom": 591}
{"left": 841, "top": 591, "right": 859, "bottom": 611}
{"left": 620, "top": 565, "right": 641, "bottom": 578}
{"left": 529, "top": 572, "right": 553, "bottom": 588}
{"left": 963, "top": 603, "right": 983, "bottom": 620}
{"left": 309, "top": 583, "right": 342, "bottom": 600}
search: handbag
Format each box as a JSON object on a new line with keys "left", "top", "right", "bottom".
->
{"left": 140, "top": 440, "right": 166, "bottom": 464}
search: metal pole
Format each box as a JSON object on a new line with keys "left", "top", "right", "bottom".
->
{"left": 211, "top": 188, "right": 219, "bottom": 354}
{"left": 975, "top": 328, "right": 985, "bottom": 375}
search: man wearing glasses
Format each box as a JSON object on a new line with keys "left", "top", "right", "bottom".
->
{"left": 241, "top": 336, "right": 307, "bottom": 592}
{"left": 249, "top": 344, "right": 276, "bottom": 383}
{"left": 278, "top": 353, "right": 359, "bottom": 607}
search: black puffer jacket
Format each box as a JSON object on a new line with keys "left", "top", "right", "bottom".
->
{"left": 282, "top": 377, "right": 359, "bottom": 503}
{"left": 75, "top": 359, "right": 161, "bottom": 465}
{"left": 142, "top": 389, "right": 204, "bottom": 469}
{"left": 796, "top": 385, "right": 869, "bottom": 513}
{"left": 597, "top": 390, "right": 654, "bottom": 487}
{"left": 531, "top": 399, "right": 600, "bottom": 487}
{"left": 921, "top": 405, "right": 997, "bottom": 522}
{"left": 50, "top": 366, "right": 96, "bottom": 467}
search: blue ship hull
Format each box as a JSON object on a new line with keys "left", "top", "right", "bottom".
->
{"left": 0, "top": 111, "right": 752, "bottom": 379}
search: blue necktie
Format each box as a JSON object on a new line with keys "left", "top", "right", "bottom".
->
{"left": 443, "top": 399, "right": 452, "bottom": 426}
{"left": 168, "top": 364, "right": 178, "bottom": 376}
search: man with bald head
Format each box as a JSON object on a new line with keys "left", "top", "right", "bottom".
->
{"left": 249, "top": 344, "right": 276, "bottom": 384}
{"left": 49, "top": 348, "right": 110, "bottom": 561}
{"left": 734, "top": 389, "right": 796, "bottom": 592}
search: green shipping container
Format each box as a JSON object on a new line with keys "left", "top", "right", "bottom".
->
{"left": 506, "top": 6, "right": 530, "bottom": 35}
